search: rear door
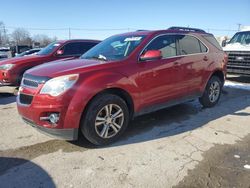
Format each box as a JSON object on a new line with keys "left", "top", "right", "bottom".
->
{"left": 177, "top": 34, "right": 208, "bottom": 95}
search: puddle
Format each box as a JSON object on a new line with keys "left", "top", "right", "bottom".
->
{"left": 0, "top": 139, "right": 90, "bottom": 161}
{"left": 0, "top": 138, "right": 93, "bottom": 175}
{"left": 174, "top": 135, "right": 250, "bottom": 188}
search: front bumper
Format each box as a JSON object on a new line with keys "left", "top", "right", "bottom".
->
{"left": 0, "top": 70, "right": 17, "bottom": 86}
{"left": 17, "top": 85, "right": 82, "bottom": 140}
{"left": 22, "top": 117, "right": 78, "bottom": 140}
{"left": 0, "top": 80, "right": 12, "bottom": 87}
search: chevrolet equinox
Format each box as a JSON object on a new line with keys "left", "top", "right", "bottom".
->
{"left": 17, "top": 27, "right": 228, "bottom": 145}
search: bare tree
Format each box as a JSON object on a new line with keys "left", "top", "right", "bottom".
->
{"left": 0, "top": 21, "right": 9, "bottom": 46}
{"left": 32, "top": 34, "right": 57, "bottom": 47}
{"left": 11, "top": 28, "right": 31, "bottom": 45}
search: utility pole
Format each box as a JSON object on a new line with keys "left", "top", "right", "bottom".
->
{"left": 237, "top": 23, "right": 242, "bottom": 31}
{"left": 3, "top": 25, "right": 7, "bottom": 45}
{"left": 69, "top": 27, "right": 71, "bottom": 39}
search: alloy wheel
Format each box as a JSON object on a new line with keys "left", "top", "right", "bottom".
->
{"left": 95, "top": 104, "right": 124, "bottom": 138}
{"left": 208, "top": 81, "right": 220, "bottom": 103}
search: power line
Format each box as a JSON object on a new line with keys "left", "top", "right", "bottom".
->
{"left": 5, "top": 26, "right": 133, "bottom": 31}
{"left": 5, "top": 25, "right": 239, "bottom": 32}
{"left": 206, "top": 28, "right": 238, "bottom": 32}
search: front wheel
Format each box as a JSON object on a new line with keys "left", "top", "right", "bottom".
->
{"left": 199, "top": 76, "right": 222, "bottom": 108}
{"left": 81, "top": 94, "right": 130, "bottom": 146}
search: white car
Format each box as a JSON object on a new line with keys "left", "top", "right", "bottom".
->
{"left": 223, "top": 30, "right": 250, "bottom": 76}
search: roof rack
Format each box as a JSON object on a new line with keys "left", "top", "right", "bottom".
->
{"left": 136, "top": 30, "right": 149, "bottom": 32}
{"left": 168, "top": 26, "right": 206, "bottom": 33}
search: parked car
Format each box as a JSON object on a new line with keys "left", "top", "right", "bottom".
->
{"left": 0, "top": 47, "right": 10, "bottom": 60}
{"left": 10, "top": 45, "right": 32, "bottom": 57}
{"left": 17, "top": 27, "right": 228, "bottom": 145}
{"left": 0, "top": 52, "right": 8, "bottom": 60}
{"left": 15, "top": 48, "right": 42, "bottom": 57}
{"left": 0, "top": 39, "right": 100, "bottom": 86}
{"left": 223, "top": 30, "right": 250, "bottom": 76}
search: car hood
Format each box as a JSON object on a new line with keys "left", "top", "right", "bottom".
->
{"left": 223, "top": 43, "right": 250, "bottom": 52}
{"left": 26, "top": 58, "right": 108, "bottom": 78}
{"left": 0, "top": 55, "right": 45, "bottom": 66}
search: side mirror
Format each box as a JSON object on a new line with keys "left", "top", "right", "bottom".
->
{"left": 222, "top": 39, "right": 230, "bottom": 47}
{"left": 221, "top": 40, "right": 227, "bottom": 47}
{"left": 140, "top": 50, "right": 162, "bottom": 61}
{"left": 56, "top": 49, "right": 64, "bottom": 56}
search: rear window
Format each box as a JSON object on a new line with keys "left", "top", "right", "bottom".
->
{"left": 203, "top": 35, "right": 223, "bottom": 51}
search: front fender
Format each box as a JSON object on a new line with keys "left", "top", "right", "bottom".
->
{"left": 63, "top": 71, "right": 140, "bottom": 129}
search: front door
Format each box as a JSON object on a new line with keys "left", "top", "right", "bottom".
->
{"left": 137, "top": 34, "right": 184, "bottom": 108}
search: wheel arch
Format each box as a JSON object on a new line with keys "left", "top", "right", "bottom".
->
{"left": 204, "top": 69, "right": 225, "bottom": 90}
{"left": 81, "top": 87, "right": 135, "bottom": 122}
{"left": 210, "top": 70, "right": 225, "bottom": 85}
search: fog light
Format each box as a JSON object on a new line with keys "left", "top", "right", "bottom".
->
{"left": 40, "top": 113, "right": 60, "bottom": 124}
{"left": 49, "top": 113, "right": 60, "bottom": 124}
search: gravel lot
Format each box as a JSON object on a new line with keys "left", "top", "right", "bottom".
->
{"left": 0, "top": 76, "right": 250, "bottom": 188}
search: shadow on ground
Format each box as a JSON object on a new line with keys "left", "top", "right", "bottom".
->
{"left": 0, "top": 157, "right": 56, "bottom": 188}
{"left": 72, "top": 85, "right": 250, "bottom": 148}
{"left": 227, "top": 75, "right": 250, "bottom": 83}
{"left": 0, "top": 93, "right": 16, "bottom": 105}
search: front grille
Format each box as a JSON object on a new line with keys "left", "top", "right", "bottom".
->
{"left": 226, "top": 51, "right": 250, "bottom": 75}
{"left": 19, "top": 94, "right": 33, "bottom": 105}
{"left": 22, "top": 74, "right": 50, "bottom": 88}
{"left": 23, "top": 78, "right": 39, "bottom": 87}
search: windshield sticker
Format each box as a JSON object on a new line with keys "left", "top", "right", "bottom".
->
{"left": 53, "top": 44, "right": 60, "bottom": 46}
{"left": 124, "top": 37, "right": 142, "bottom": 42}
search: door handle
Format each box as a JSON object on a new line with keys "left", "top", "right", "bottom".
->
{"left": 173, "top": 62, "right": 180, "bottom": 68}
{"left": 203, "top": 56, "right": 209, "bottom": 61}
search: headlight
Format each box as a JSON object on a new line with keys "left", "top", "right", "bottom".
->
{"left": 0, "top": 64, "right": 15, "bottom": 70}
{"left": 40, "top": 74, "right": 79, "bottom": 96}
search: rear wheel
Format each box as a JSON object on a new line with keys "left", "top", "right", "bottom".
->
{"left": 199, "top": 76, "right": 222, "bottom": 108}
{"left": 81, "top": 94, "right": 129, "bottom": 145}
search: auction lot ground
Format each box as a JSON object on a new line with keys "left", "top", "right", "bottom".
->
{"left": 0, "top": 76, "right": 250, "bottom": 188}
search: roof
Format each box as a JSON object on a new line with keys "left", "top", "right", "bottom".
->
{"left": 56, "top": 39, "right": 101, "bottom": 43}
{"left": 116, "top": 26, "right": 211, "bottom": 37}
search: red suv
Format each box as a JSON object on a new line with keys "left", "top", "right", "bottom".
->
{"left": 17, "top": 27, "right": 228, "bottom": 145}
{"left": 0, "top": 39, "right": 100, "bottom": 87}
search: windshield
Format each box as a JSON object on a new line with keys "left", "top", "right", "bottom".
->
{"left": 81, "top": 35, "right": 146, "bottom": 61}
{"left": 37, "top": 42, "right": 61, "bottom": 55}
{"left": 229, "top": 31, "right": 250, "bottom": 45}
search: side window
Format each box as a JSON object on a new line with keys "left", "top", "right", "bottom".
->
{"left": 178, "top": 35, "right": 202, "bottom": 55}
{"left": 61, "top": 42, "right": 98, "bottom": 56}
{"left": 78, "top": 42, "right": 98, "bottom": 55}
{"left": 144, "top": 35, "right": 177, "bottom": 58}
{"left": 199, "top": 41, "right": 208, "bottom": 53}
{"left": 62, "top": 42, "right": 80, "bottom": 56}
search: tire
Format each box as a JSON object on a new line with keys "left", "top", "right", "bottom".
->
{"left": 199, "top": 76, "right": 222, "bottom": 108}
{"left": 81, "top": 94, "right": 130, "bottom": 146}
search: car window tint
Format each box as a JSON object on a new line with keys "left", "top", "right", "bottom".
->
{"left": 178, "top": 35, "right": 201, "bottom": 55}
{"left": 203, "top": 35, "right": 223, "bottom": 51}
{"left": 63, "top": 42, "right": 98, "bottom": 56}
{"left": 144, "top": 35, "right": 177, "bottom": 58}
{"left": 78, "top": 42, "right": 98, "bottom": 55}
{"left": 199, "top": 41, "right": 208, "bottom": 53}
